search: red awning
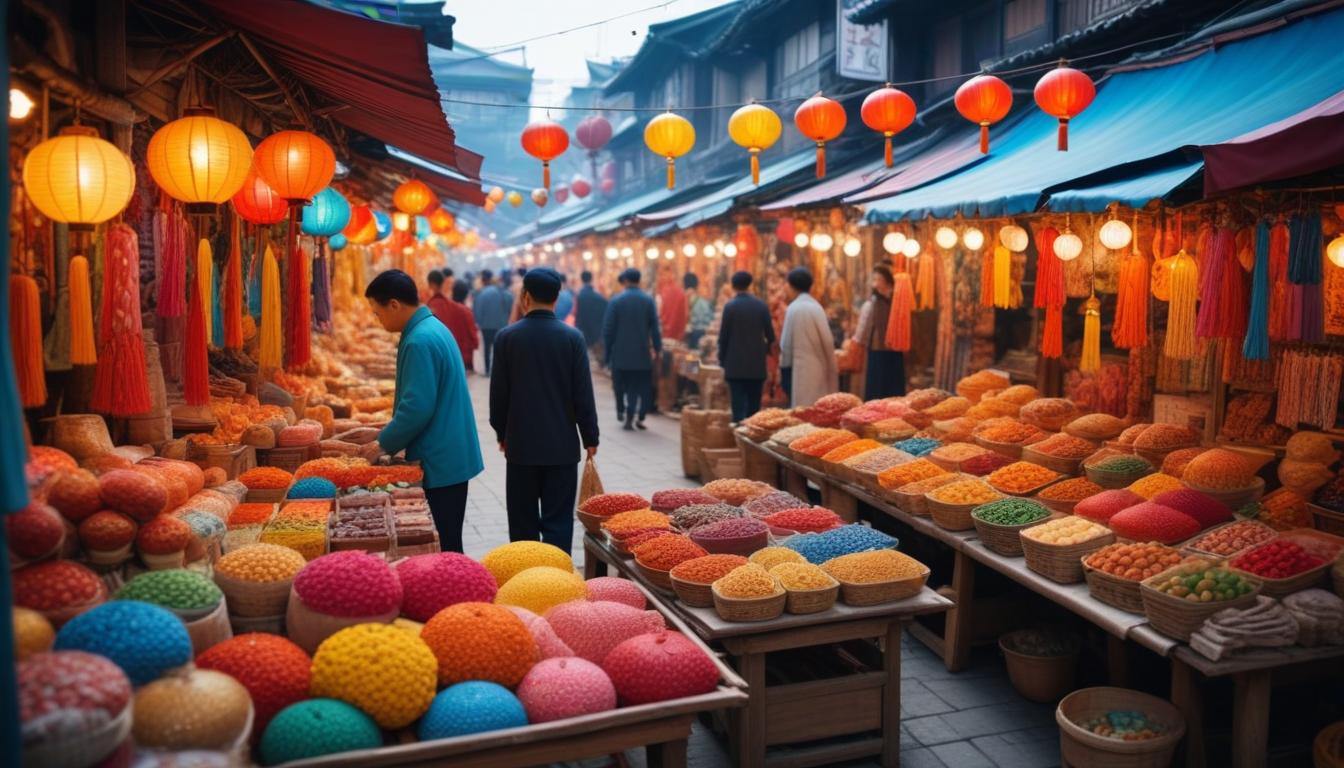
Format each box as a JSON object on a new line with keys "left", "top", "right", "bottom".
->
{"left": 1200, "top": 90, "right": 1344, "bottom": 196}
{"left": 198, "top": 0, "right": 482, "bottom": 180}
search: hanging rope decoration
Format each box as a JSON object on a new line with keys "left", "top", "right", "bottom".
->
{"left": 915, "top": 249, "right": 935, "bottom": 310}
{"left": 92, "top": 224, "right": 151, "bottom": 416}
{"left": 184, "top": 276, "right": 209, "bottom": 406}
{"left": 1268, "top": 218, "right": 1291, "bottom": 341}
{"left": 69, "top": 256, "right": 97, "bottom": 365}
{"left": 1034, "top": 225, "right": 1064, "bottom": 358}
{"left": 197, "top": 239, "right": 215, "bottom": 347}
{"left": 9, "top": 275, "right": 47, "bottom": 408}
{"left": 313, "top": 244, "right": 332, "bottom": 330}
{"left": 885, "top": 271, "right": 915, "bottom": 351}
{"left": 978, "top": 245, "right": 994, "bottom": 307}
{"left": 1080, "top": 295, "right": 1102, "bottom": 372}
{"left": 992, "top": 244, "right": 1012, "bottom": 308}
{"left": 258, "top": 245, "right": 283, "bottom": 370}
{"left": 157, "top": 202, "right": 189, "bottom": 317}
{"left": 1195, "top": 227, "right": 1237, "bottom": 339}
{"left": 1163, "top": 249, "right": 1199, "bottom": 360}
{"left": 1288, "top": 211, "right": 1324, "bottom": 344}
{"left": 1111, "top": 212, "right": 1148, "bottom": 349}
{"left": 224, "top": 216, "right": 244, "bottom": 350}
{"left": 1243, "top": 220, "right": 1271, "bottom": 360}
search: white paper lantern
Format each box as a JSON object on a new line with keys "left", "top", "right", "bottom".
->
{"left": 962, "top": 226, "right": 985, "bottom": 251}
{"left": 901, "top": 238, "right": 921, "bottom": 258}
{"left": 682, "top": 243, "right": 697, "bottom": 257}
{"left": 934, "top": 226, "right": 958, "bottom": 250}
{"left": 1053, "top": 232, "right": 1083, "bottom": 262}
{"left": 604, "top": 247, "right": 618, "bottom": 260}
{"left": 810, "top": 232, "right": 834, "bottom": 251}
{"left": 663, "top": 249, "right": 674, "bottom": 259}
{"left": 1098, "top": 218, "right": 1133, "bottom": 250}
{"left": 723, "top": 243, "right": 738, "bottom": 258}
{"left": 843, "top": 237, "right": 862, "bottom": 257}
{"left": 646, "top": 246, "right": 659, "bottom": 259}
{"left": 621, "top": 246, "right": 633, "bottom": 257}
{"left": 582, "top": 250, "right": 594, "bottom": 261}
{"left": 999, "top": 224, "right": 1028, "bottom": 252}
{"left": 882, "top": 231, "right": 906, "bottom": 254}
{"left": 793, "top": 232, "right": 809, "bottom": 248}
{"left": 704, "top": 244, "right": 717, "bottom": 257}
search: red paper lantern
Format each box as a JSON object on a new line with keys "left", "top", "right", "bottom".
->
{"left": 1033, "top": 65, "right": 1095, "bottom": 151}
{"left": 521, "top": 119, "right": 569, "bottom": 188}
{"left": 252, "top": 130, "right": 335, "bottom": 205}
{"left": 554, "top": 184, "right": 570, "bottom": 204}
{"left": 955, "top": 74, "right": 1013, "bottom": 154}
{"left": 231, "top": 167, "right": 289, "bottom": 225}
{"left": 575, "top": 116, "right": 612, "bottom": 153}
{"left": 793, "top": 94, "right": 847, "bottom": 178}
{"left": 599, "top": 178, "right": 615, "bottom": 195}
{"left": 599, "top": 160, "right": 617, "bottom": 181}
{"left": 342, "top": 205, "right": 377, "bottom": 243}
{"left": 571, "top": 176, "right": 592, "bottom": 199}
{"left": 429, "top": 208, "right": 456, "bottom": 234}
{"left": 394, "top": 179, "right": 438, "bottom": 215}
{"left": 860, "top": 87, "right": 916, "bottom": 167}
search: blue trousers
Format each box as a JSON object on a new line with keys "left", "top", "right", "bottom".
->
{"left": 611, "top": 368, "right": 652, "bottom": 420}
{"left": 505, "top": 463, "right": 578, "bottom": 554}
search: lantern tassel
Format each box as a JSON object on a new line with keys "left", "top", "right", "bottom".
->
{"left": 1164, "top": 250, "right": 1199, "bottom": 360}
{"left": 286, "top": 243, "right": 312, "bottom": 370}
{"left": 666, "top": 157, "right": 675, "bottom": 190}
{"left": 1112, "top": 250, "right": 1149, "bottom": 349}
{"left": 750, "top": 150, "right": 760, "bottom": 185}
{"left": 886, "top": 273, "right": 914, "bottom": 351}
{"left": 992, "top": 245, "right": 1011, "bottom": 308}
{"left": 543, "top": 161, "right": 551, "bottom": 190}
{"left": 1080, "top": 296, "right": 1101, "bottom": 372}
{"left": 884, "top": 135, "right": 894, "bottom": 168}
{"left": 979, "top": 248, "right": 994, "bottom": 307}
{"left": 915, "top": 252, "right": 935, "bottom": 310}
{"left": 815, "top": 142, "right": 826, "bottom": 178}
{"left": 157, "top": 206, "right": 189, "bottom": 317}
{"left": 1243, "top": 220, "right": 1270, "bottom": 360}
{"left": 92, "top": 224, "right": 151, "bottom": 416}
{"left": 979, "top": 123, "right": 989, "bottom": 154}
{"left": 184, "top": 277, "right": 209, "bottom": 406}
{"left": 69, "top": 256, "right": 97, "bottom": 365}
{"left": 9, "top": 275, "right": 47, "bottom": 408}
{"left": 259, "top": 245, "right": 282, "bottom": 370}
{"left": 1042, "top": 305, "right": 1063, "bottom": 359}
{"left": 211, "top": 266, "right": 224, "bottom": 348}
{"left": 196, "top": 239, "right": 214, "bottom": 348}
{"left": 224, "top": 216, "right": 244, "bottom": 349}
{"left": 1057, "top": 119, "right": 1069, "bottom": 151}
{"left": 1268, "top": 220, "right": 1291, "bottom": 341}
{"left": 313, "top": 243, "right": 332, "bottom": 329}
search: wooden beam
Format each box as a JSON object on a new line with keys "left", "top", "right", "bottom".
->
{"left": 12, "top": 37, "right": 141, "bottom": 126}
{"left": 236, "top": 32, "right": 312, "bottom": 131}
{"left": 129, "top": 32, "right": 234, "bottom": 95}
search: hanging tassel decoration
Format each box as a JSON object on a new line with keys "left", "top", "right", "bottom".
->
{"left": 1288, "top": 211, "right": 1324, "bottom": 343}
{"left": 1164, "top": 250, "right": 1199, "bottom": 360}
{"left": 92, "top": 224, "right": 151, "bottom": 416}
{"left": 1112, "top": 215, "right": 1148, "bottom": 349}
{"left": 157, "top": 205, "right": 188, "bottom": 317}
{"left": 69, "top": 256, "right": 97, "bottom": 365}
{"left": 259, "top": 246, "right": 283, "bottom": 369}
{"left": 313, "top": 244, "right": 332, "bottom": 329}
{"left": 915, "top": 251, "right": 935, "bottom": 310}
{"left": 1268, "top": 220, "right": 1291, "bottom": 341}
{"left": 1080, "top": 295, "right": 1102, "bottom": 373}
{"left": 9, "top": 275, "right": 47, "bottom": 408}
{"left": 351, "top": 244, "right": 366, "bottom": 298}
{"left": 211, "top": 266, "right": 224, "bottom": 348}
{"left": 1243, "top": 220, "right": 1271, "bottom": 360}
{"left": 285, "top": 242, "right": 312, "bottom": 370}
{"left": 184, "top": 278, "right": 209, "bottom": 406}
{"left": 978, "top": 247, "right": 994, "bottom": 307}
{"left": 196, "top": 239, "right": 215, "bottom": 348}
{"left": 992, "top": 244, "right": 1011, "bottom": 308}
{"left": 1215, "top": 228, "right": 1248, "bottom": 340}
{"left": 885, "top": 272, "right": 914, "bottom": 351}
{"left": 224, "top": 217, "right": 244, "bottom": 349}
{"left": 1195, "top": 227, "right": 1232, "bottom": 338}
{"left": 1033, "top": 226, "right": 1062, "bottom": 308}
{"left": 1042, "top": 305, "right": 1063, "bottom": 358}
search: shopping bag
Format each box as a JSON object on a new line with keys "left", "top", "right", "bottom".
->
{"left": 579, "top": 455, "right": 604, "bottom": 504}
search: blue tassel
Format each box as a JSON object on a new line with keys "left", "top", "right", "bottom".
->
{"left": 1288, "top": 211, "right": 1322, "bottom": 285}
{"left": 211, "top": 266, "right": 224, "bottom": 347}
{"left": 1242, "top": 220, "right": 1270, "bottom": 360}
{"left": 248, "top": 239, "right": 263, "bottom": 320}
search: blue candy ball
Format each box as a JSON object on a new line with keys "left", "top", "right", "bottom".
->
{"left": 784, "top": 523, "right": 899, "bottom": 564}
{"left": 287, "top": 477, "right": 338, "bottom": 500}
{"left": 261, "top": 698, "right": 382, "bottom": 766}
{"left": 418, "top": 681, "right": 528, "bottom": 741}
{"left": 54, "top": 600, "right": 192, "bottom": 686}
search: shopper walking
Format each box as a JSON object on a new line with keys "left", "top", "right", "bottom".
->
{"left": 657, "top": 267, "right": 688, "bottom": 344}
{"left": 554, "top": 274, "right": 576, "bottom": 324}
{"left": 603, "top": 267, "right": 660, "bottom": 430}
{"left": 575, "top": 270, "right": 608, "bottom": 365}
{"left": 448, "top": 281, "right": 480, "bottom": 373}
{"left": 780, "top": 267, "right": 837, "bottom": 407}
{"left": 684, "top": 273, "right": 714, "bottom": 351}
{"left": 718, "top": 271, "right": 775, "bottom": 422}
{"left": 854, "top": 265, "right": 905, "bottom": 398}
{"left": 489, "top": 268, "right": 599, "bottom": 553}
{"left": 362, "top": 270, "right": 483, "bottom": 553}
{"left": 473, "top": 270, "right": 510, "bottom": 375}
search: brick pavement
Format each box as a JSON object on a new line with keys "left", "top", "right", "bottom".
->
{"left": 459, "top": 371, "right": 1061, "bottom": 767}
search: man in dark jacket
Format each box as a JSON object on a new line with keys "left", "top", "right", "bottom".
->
{"left": 489, "top": 268, "right": 599, "bottom": 552}
{"left": 574, "top": 271, "right": 607, "bottom": 362}
{"left": 602, "top": 268, "right": 660, "bottom": 431}
{"left": 718, "top": 270, "right": 776, "bottom": 422}
{"left": 473, "top": 270, "right": 510, "bottom": 375}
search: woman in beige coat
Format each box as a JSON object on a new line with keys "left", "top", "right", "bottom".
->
{"left": 779, "top": 267, "right": 837, "bottom": 407}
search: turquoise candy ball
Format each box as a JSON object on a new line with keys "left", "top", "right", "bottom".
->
{"left": 418, "top": 681, "right": 528, "bottom": 741}
{"left": 260, "top": 698, "right": 382, "bottom": 766}
{"left": 53, "top": 600, "right": 192, "bottom": 686}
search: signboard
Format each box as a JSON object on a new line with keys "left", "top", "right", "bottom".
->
{"left": 837, "top": 0, "right": 889, "bottom": 82}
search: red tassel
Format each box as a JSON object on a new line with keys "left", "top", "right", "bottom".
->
{"left": 1057, "top": 119, "right": 1069, "bottom": 151}
{"left": 285, "top": 243, "right": 312, "bottom": 371}
{"left": 979, "top": 124, "right": 989, "bottom": 154}
{"left": 92, "top": 224, "right": 151, "bottom": 416}
{"left": 157, "top": 205, "right": 188, "bottom": 318}
{"left": 884, "top": 135, "right": 893, "bottom": 167}
{"left": 184, "top": 278, "right": 209, "bottom": 406}
{"left": 543, "top": 162, "right": 550, "bottom": 190}
{"left": 1033, "top": 226, "right": 1063, "bottom": 309}
{"left": 886, "top": 273, "right": 914, "bottom": 351}
{"left": 224, "top": 215, "right": 244, "bottom": 349}
{"left": 979, "top": 249, "right": 994, "bottom": 307}
{"left": 815, "top": 143, "right": 826, "bottom": 178}
{"left": 1042, "top": 305, "right": 1063, "bottom": 358}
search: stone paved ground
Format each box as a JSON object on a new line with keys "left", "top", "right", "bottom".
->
{"left": 459, "top": 370, "right": 1062, "bottom": 767}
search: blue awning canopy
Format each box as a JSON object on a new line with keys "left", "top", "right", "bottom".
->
{"left": 865, "top": 6, "right": 1344, "bottom": 221}
{"left": 1043, "top": 158, "right": 1204, "bottom": 212}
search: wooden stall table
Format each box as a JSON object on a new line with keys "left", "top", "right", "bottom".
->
{"left": 585, "top": 534, "right": 952, "bottom": 768}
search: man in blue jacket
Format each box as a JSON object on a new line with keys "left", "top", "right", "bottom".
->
{"left": 489, "top": 268, "right": 599, "bottom": 552}
{"left": 574, "top": 270, "right": 607, "bottom": 364}
{"left": 363, "top": 270, "right": 483, "bottom": 553}
{"left": 718, "top": 270, "right": 776, "bottom": 422}
{"left": 603, "top": 267, "right": 661, "bottom": 431}
{"left": 473, "top": 269, "right": 510, "bottom": 376}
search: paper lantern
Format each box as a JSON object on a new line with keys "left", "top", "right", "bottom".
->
{"left": 1329, "top": 235, "right": 1344, "bottom": 268}
{"left": 553, "top": 185, "right": 569, "bottom": 204}
{"left": 575, "top": 116, "right": 612, "bottom": 153}
{"left": 507, "top": 191, "right": 524, "bottom": 208}
{"left": 644, "top": 113, "right": 695, "bottom": 189}
{"left": 1034, "top": 65, "right": 1095, "bottom": 151}
{"left": 843, "top": 238, "right": 862, "bottom": 257}
{"left": 429, "top": 208, "right": 455, "bottom": 234}
{"left": 934, "top": 226, "right": 958, "bottom": 250}
{"left": 483, "top": 199, "right": 496, "bottom": 213}
{"left": 793, "top": 94, "right": 846, "bottom": 177}
{"left": 955, "top": 75, "right": 1012, "bottom": 154}
{"left": 147, "top": 109, "right": 252, "bottom": 211}
{"left": 232, "top": 167, "right": 288, "bottom": 225}
{"left": 301, "top": 187, "right": 351, "bottom": 237}
{"left": 728, "top": 104, "right": 782, "bottom": 184}
{"left": 571, "top": 176, "right": 591, "bottom": 199}
{"left": 22, "top": 126, "right": 135, "bottom": 228}
{"left": 392, "top": 212, "right": 411, "bottom": 232}
{"left": 394, "top": 180, "right": 438, "bottom": 216}
{"left": 860, "top": 86, "right": 916, "bottom": 167}
{"left": 792, "top": 232, "right": 809, "bottom": 249}
{"left": 600, "top": 160, "right": 617, "bottom": 180}
{"left": 962, "top": 227, "right": 985, "bottom": 251}
{"left": 252, "top": 130, "right": 335, "bottom": 204}
{"left": 521, "top": 119, "right": 569, "bottom": 188}
{"left": 901, "top": 238, "right": 921, "bottom": 258}
{"left": 531, "top": 189, "right": 549, "bottom": 208}
{"left": 329, "top": 234, "right": 348, "bottom": 251}
{"left": 599, "top": 178, "right": 616, "bottom": 195}
{"left": 488, "top": 186, "right": 505, "bottom": 204}
{"left": 882, "top": 231, "right": 906, "bottom": 255}
{"left": 415, "top": 215, "right": 431, "bottom": 241}
{"left": 999, "top": 224, "right": 1029, "bottom": 252}
{"left": 1099, "top": 218, "right": 1133, "bottom": 250}
{"left": 373, "top": 210, "right": 393, "bottom": 240}
{"left": 343, "top": 205, "right": 377, "bottom": 244}
{"left": 811, "top": 233, "right": 835, "bottom": 252}
{"left": 1053, "top": 231, "right": 1083, "bottom": 262}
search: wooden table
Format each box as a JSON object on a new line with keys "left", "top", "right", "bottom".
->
{"left": 585, "top": 534, "right": 952, "bottom": 768}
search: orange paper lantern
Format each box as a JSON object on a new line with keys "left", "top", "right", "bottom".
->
{"left": 393, "top": 180, "right": 438, "bottom": 216}
{"left": 343, "top": 205, "right": 377, "bottom": 243}
{"left": 521, "top": 119, "right": 569, "bottom": 188}
{"left": 955, "top": 75, "right": 1013, "bottom": 154}
{"left": 1034, "top": 65, "right": 1095, "bottom": 151}
{"left": 146, "top": 108, "right": 253, "bottom": 212}
{"left": 794, "top": 94, "right": 847, "bottom": 178}
{"left": 252, "top": 130, "right": 335, "bottom": 205}
{"left": 231, "top": 167, "right": 289, "bottom": 225}
{"left": 860, "top": 87, "right": 916, "bottom": 167}
{"left": 428, "top": 208, "right": 455, "bottom": 234}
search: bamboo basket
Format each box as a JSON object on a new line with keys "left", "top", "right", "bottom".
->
{"left": 1085, "top": 464, "right": 1152, "bottom": 490}
{"left": 927, "top": 445, "right": 990, "bottom": 473}
{"left": 835, "top": 564, "right": 929, "bottom": 606}
{"left": 670, "top": 575, "right": 715, "bottom": 608}
{"left": 245, "top": 487, "right": 288, "bottom": 504}
{"left": 634, "top": 560, "right": 675, "bottom": 593}
{"left": 784, "top": 581, "right": 839, "bottom": 614}
{"left": 213, "top": 571, "right": 292, "bottom": 618}
{"left": 1036, "top": 496, "right": 1081, "bottom": 516}
{"left": 690, "top": 528, "right": 769, "bottom": 557}
{"left": 1139, "top": 563, "right": 1261, "bottom": 641}
{"left": 1182, "top": 519, "right": 1278, "bottom": 561}
{"left": 1082, "top": 558, "right": 1146, "bottom": 613}
{"left": 1056, "top": 687, "right": 1185, "bottom": 768}
{"left": 1133, "top": 446, "right": 1176, "bottom": 468}
{"left": 989, "top": 475, "right": 1062, "bottom": 499}
{"left": 22, "top": 700, "right": 131, "bottom": 768}
{"left": 928, "top": 495, "right": 987, "bottom": 531}
{"left": 972, "top": 503, "right": 1053, "bottom": 557}
{"left": 1021, "top": 444, "right": 1088, "bottom": 477}
{"left": 1310, "top": 503, "right": 1344, "bottom": 536}
{"left": 1020, "top": 528, "right": 1116, "bottom": 584}
{"left": 1182, "top": 477, "right": 1265, "bottom": 511}
{"left": 889, "top": 474, "right": 959, "bottom": 516}
{"left": 286, "top": 589, "right": 400, "bottom": 654}
{"left": 711, "top": 586, "right": 786, "bottom": 622}
{"left": 229, "top": 612, "right": 285, "bottom": 635}
{"left": 975, "top": 435, "right": 1027, "bottom": 459}
{"left": 185, "top": 599, "right": 233, "bottom": 654}
{"left": 1229, "top": 561, "right": 1331, "bottom": 599}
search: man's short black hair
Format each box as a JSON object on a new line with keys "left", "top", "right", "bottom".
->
{"left": 731, "top": 271, "right": 753, "bottom": 291}
{"left": 787, "top": 267, "right": 814, "bottom": 293}
{"left": 872, "top": 265, "right": 893, "bottom": 285}
{"left": 451, "top": 281, "right": 470, "bottom": 302}
{"left": 581, "top": 271, "right": 593, "bottom": 283}
{"left": 480, "top": 269, "right": 494, "bottom": 282}
{"left": 620, "top": 268, "right": 642, "bottom": 285}
{"left": 523, "top": 267, "right": 563, "bottom": 304}
{"left": 683, "top": 272, "right": 699, "bottom": 290}
{"left": 365, "top": 269, "right": 420, "bottom": 306}
{"left": 427, "top": 269, "right": 444, "bottom": 287}
{"left": 517, "top": 267, "right": 529, "bottom": 277}
{"left": 442, "top": 268, "right": 454, "bottom": 278}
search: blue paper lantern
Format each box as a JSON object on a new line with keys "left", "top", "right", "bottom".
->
{"left": 301, "top": 186, "right": 351, "bottom": 237}
{"left": 373, "top": 210, "right": 392, "bottom": 240}
{"left": 414, "top": 214, "right": 431, "bottom": 241}
{"left": 329, "top": 233, "right": 348, "bottom": 251}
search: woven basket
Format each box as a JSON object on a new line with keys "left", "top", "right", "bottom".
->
{"left": 1035, "top": 496, "right": 1081, "bottom": 516}
{"left": 1056, "top": 687, "right": 1185, "bottom": 768}
{"left": 87, "top": 543, "right": 133, "bottom": 569}
{"left": 889, "top": 474, "right": 959, "bottom": 516}
{"left": 185, "top": 599, "right": 233, "bottom": 654}
{"left": 1139, "top": 564, "right": 1261, "bottom": 641}
{"left": 1082, "top": 559, "right": 1145, "bottom": 613}
{"left": 1133, "top": 446, "right": 1176, "bottom": 468}
{"left": 784, "top": 581, "right": 839, "bottom": 614}
{"left": 634, "top": 560, "right": 675, "bottom": 593}
{"left": 712, "top": 586, "right": 786, "bottom": 622}
{"left": 972, "top": 503, "right": 1053, "bottom": 557}
{"left": 286, "top": 589, "right": 400, "bottom": 654}
{"left": 1182, "top": 519, "right": 1278, "bottom": 561}
{"left": 260, "top": 445, "right": 319, "bottom": 475}
{"left": 1085, "top": 464, "right": 1152, "bottom": 490}
{"left": 835, "top": 564, "right": 929, "bottom": 606}
{"left": 928, "top": 446, "right": 988, "bottom": 473}
{"left": 229, "top": 612, "right": 285, "bottom": 635}
{"left": 1182, "top": 477, "right": 1265, "bottom": 511}
{"left": 989, "top": 476, "right": 1061, "bottom": 499}
{"left": 576, "top": 509, "right": 607, "bottom": 535}
{"left": 1229, "top": 561, "right": 1330, "bottom": 599}
{"left": 670, "top": 575, "right": 715, "bottom": 608}
{"left": 1310, "top": 503, "right": 1344, "bottom": 536}
{"left": 22, "top": 699, "right": 131, "bottom": 768}
{"left": 975, "top": 435, "right": 1026, "bottom": 459}
{"left": 213, "top": 572, "right": 292, "bottom": 618}
{"left": 690, "top": 528, "right": 769, "bottom": 557}
{"left": 1316, "top": 719, "right": 1344, "bottom": 768}
{"left": 927, "top": 495, "right": 985, "bottom": 531}
{"left": 1021, "top": 444, "right": 1088, "bottom": 477}
{"left": 1020, "top": 529, "right": 1115, "bottom": 584}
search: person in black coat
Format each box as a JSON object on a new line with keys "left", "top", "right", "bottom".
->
{"left": 574, "top": 270, "right": 608, "bottom": 361}
{"left": 489, "top": 268, "right": 600, "bottom": 553}
{"left": 718, "top": 270, "right": 776, "bottom": 422}
{"left": 602, "top": 268, "right": 661, "bottom": 430}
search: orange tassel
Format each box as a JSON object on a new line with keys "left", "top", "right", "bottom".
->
{"left": 886, "top": 273, "right": 914, "bottom": 351}
{"left": 69, "top": 256, "right": 97, "bottom": 365}
{"left": 1042, "top": 305, "right": 1063, "bottom": 358}
{"left": 543, "top": 162, "right": 550, "bottom": 189}
{"left": 1112, "top": 250, "right": 1149, "bottom": 349}
{"left": 750, "top": 151, "right": 760, "bottom": 185}
{"left": 666, "top": 158, "right": 675, "bottom": 190}
{"left": 884, "top": 135, "right": 893, "bottom": 167}
{"left": 9, "top": 275, "right": 47, "bottom": 408}
{"left": 184, "top": 278, "right": 209, "bottom": 406}
{"left": 915, "top": 252, "right": 936, "bottom": 310}
{"left": 979, "top": 124, "right": 989, "bottom": 154}
{"left": 979, "top": 248, "right": 994, "bottom": 307}
{"left": 815, "top": 143, "right": 826, "bottom": 178}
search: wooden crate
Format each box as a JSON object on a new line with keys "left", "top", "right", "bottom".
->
{"left": 188, "top": 444, "right": 256, "bottom": 480}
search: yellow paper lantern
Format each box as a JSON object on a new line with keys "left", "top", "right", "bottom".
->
{"left": 644, "top": 112, "right": 695, "bottom": 190}
{"left": 22, "top": 126, "right": 135, "bottom": 228}
{"left": 507, "top": 191, "right": 524, "bottom": 208}
{"left": 1329, "top": 235, "right": 1344, "bottom": 268}
{"left": 727, "top": 104, "right": 782, "bottom": 184}
{"left": 488, "top": 186, "right": 505, "bottom": 203}
{"left": 146, "top": 109, "right": 253, "bottom": 211}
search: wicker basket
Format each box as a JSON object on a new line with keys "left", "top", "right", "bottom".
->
{"left": 972, "top": 503, "right": 1053, "bottom": 557}
{"left": 213, "top": 572, "right": 293, "bottom": 618}
{"left": 928, "top": 446, "right": 989, "bottom": 473}
{"left": 576, "top": 509, "right": 607, "bottom": 535}
{"left": 185, "top": 599, "right": 233, "bottom": 654}
{"left": 1133, "top": 446, "right": 1176, "bottom": 468}
{"left": 1182, "top": 519, "right": 1278, "bottom": 561}
{"left": 1082, "top": 558, "right": 1145, "bottom": 613}
{"left": 286, "top": 589, "right": 400, "bottom": 654}
{"left": 1021, "top": 444, "right": 1088, "bottom": 477}
{"left": 1310, "top": 503, "right": 1344, "bottom": 536}
{"left": 999, "top": 630, "right": 1079, "bottom": 704}
{"left": 634, "top": 560, "right": 675, "bottom": 593}
{"left": 927, "top": 495, "right": 987, "bottom": 531}
{"left": 245, "top": 487, "right": 288, "bottom": 504}
{"left": 1085, "top": 464, "right": 1152, "bottom": 490}
{"left": 1056, "top": 687, "right": 1185, "bottom": 768}
{"left": 975, "top": 435, "right": 1027, "bottom": 459}
{"left": 1035, "top": 496, "right": 1081, "bottom": 516}
{"left": 229, "top": 612, "right": 285, "bottom": 635}
{"left": 711, "top": 586, "right": 786, "bottom": 622}
{"left": 989, "top": 476, "right": 1061, "bottom": 499}
{"left": 670, "top": 576, "right": 715, "bottom": 608}
{"left": 784, "top": 581, "right": 839, "bottom": 614}
{"left": 835, "top": 564, "right": 929, "bottom": 606}
{"left": 888, "top": 475, "right": 959, "bottom": 516}
{"left": 1229, "top": 561, "right": 1330, "bottom": 599}
{"left": 1182, "top": 477, "right": 1265, "bottom": 511}
{"left": 1139, "top": 563, "right": 1262, "bottom": 641}
{"left": 259, "top": 444, "right": 320, "bottom": 474}
{"left": 1020, "top": 529, "right": 1116, "bottom": 584}
{"left": 22, "top": 699, "right": 131, "bottom": 768}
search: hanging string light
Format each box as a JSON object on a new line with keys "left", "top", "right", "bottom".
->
{"left": 728, "top": 103, "right": 782, "bottom": 184}
{"left": 1053, "top": 215, "right": 1083, "bottom": 261}
{"left": 794, "top": 94, "right": 846, "bottom": 178}
{"left": 998, "top": 224, "right": 1028, "bottom": 252}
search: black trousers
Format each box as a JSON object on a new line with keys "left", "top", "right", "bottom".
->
{"left": 726, "top": 378, "right": 764, "bottom": 422}
{"left": 780, "top": 366, "right": 793, "bottom": 405}
{"left": 482, "top": 329, "right": 498, "bottom": 374}
{"left": 611, "top": 368, "right": 652, "bottom": 420}
{"left": 505, "top": 463, "right": 578, "bottom": 554}
{"left": 865, "top": 349, "right": 906, "bottom": 398}
{"left": 424, "top": 482, "right": 469, "bottom": 553}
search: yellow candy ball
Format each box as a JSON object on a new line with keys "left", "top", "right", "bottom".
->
{"left": 494, "top": 566, "right": 587, "bottom": 615}
{"left": 480, "top": 541, "right": 574, "bottom": 586}
{"left": 310, "top": 623, "right": 438, "bottom": 729}
{"left": 14, "top": 607, "right": 54, "bottom": 660}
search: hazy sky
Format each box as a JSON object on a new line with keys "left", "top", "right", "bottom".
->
{"left": 448, "top": 0, "right": 733, "bottom": 113}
